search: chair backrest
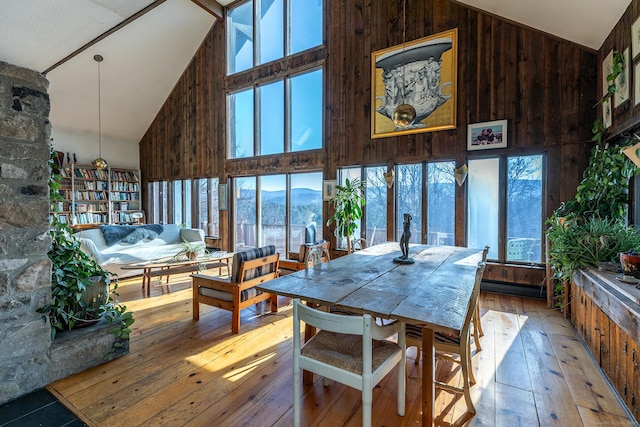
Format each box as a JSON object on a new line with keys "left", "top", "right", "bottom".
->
{"left": 231, "top": 245, "right": 276, "bottom": 282}
{"left": 351, "top": 238, "right": 367, "bottom": 251}
{"left": 304, "top": 241, "right": 330, "bottom": 268}
{"left": 461, "top": 262, "right": 486, "bottom": 338}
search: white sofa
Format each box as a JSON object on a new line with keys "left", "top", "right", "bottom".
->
{"left": 75, "top": 224, "right": 205, "bottom": 278}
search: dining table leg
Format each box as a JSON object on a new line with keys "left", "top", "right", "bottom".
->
{"left": 422, "top": 327, "right": 435, "bottom": 426}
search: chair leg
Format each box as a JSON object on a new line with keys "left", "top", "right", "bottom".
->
{"left": 467, "top": 338, "right": 476, "bottom": 386}
{"left": 472, "top": 311, "right": 482, "bottom": 352}
{"left": 398, "top": 348, "right": 406, "bottom": 416}
{"left": 293, "top": 359, "right": 301, "bottom": 427}
{"left": 475, "top": 305, "right": 484, "bottom": 337}
{"left": 270, "top": 294, "right": 278, "bottom": 313}
{"left": 460, "top": 341, "right": 476, "bottom": 415}
{"left": 232, "top": 309, "right": 240, "bottom": 334}
{"left": 362, "top": 385, "right": 372, "bottom": 427}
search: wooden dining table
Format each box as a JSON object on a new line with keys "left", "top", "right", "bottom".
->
{"left": 257, "top": 242, "right": 484, "bottom": 426}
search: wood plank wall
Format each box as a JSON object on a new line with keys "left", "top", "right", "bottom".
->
{"left": 139, "top": 0, "right": 597, "bottom": 285}
{"left": 599, "top": 0, "right": 640, "bottom": 138}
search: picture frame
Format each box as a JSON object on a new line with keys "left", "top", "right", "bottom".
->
{"left": 602, "top": 50, "right": 614, "bottom": 128}
{"left": 371, "top": 28, "right": 457, "bottom": 139}
{"left": 632, "top": 16, "right": 640, "bottom": 59}
{"left": 614, "top": 48, "right": 630, "bottom": 108}
{"left": 635, "top": 62, "right": 640, "bottom": 106}
{"left": 322, "top": 180, "right": 337, "bottom": 201}
{"left": 467, "top": 119, "right": 508, "bottom": 151}
{"left": 218, "top": 183, "right": 228, "bottom": 211}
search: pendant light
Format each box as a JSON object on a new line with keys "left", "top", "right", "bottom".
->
{"left": 392, "top": 0, "right": 416, "bottom": 128}
{"left": 92, "top": 54, "right": 108, "bottom": 170}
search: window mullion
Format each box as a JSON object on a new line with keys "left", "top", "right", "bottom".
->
{"left": 498, "top": 156, "right": 508, "bottom": 263}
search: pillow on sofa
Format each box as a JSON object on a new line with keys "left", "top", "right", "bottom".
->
{"left": 101, "top": 224, "right": 164, "bottom": 246}
{"left": 121, "top": 227, "right": 159, "bottom": 244}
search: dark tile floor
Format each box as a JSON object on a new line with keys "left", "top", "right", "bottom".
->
{"left": 0, "top": 388, "right": 86, "bottom": 427}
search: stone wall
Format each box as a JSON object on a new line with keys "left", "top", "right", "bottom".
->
{"left": 0, "top": 61, "right": 53, "bottom": 404}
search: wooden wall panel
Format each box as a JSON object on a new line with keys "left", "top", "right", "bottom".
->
{"left": 139, "top": 0, "right": 599, "bottom": 282}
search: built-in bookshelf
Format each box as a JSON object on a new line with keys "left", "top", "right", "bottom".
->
{"left": 109, "top": 168, "right": 141, "bottom": 225}
{"left": 51, "top": 164, "right": 142, "bottom": 228}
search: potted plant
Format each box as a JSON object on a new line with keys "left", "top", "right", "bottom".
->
{"left": 326, "top": 177, "right": 366, "bottom": 254}
{"left": 546, "top": 50, "right": 639, "bottom": 307}
{"left": 173, "top": 239, "right": 206, "bottom": 260}
{"left": 40, "top": 147, "right": 134, "bottom": 357}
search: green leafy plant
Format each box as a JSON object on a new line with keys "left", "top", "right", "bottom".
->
{"left": 546, "top": 50, "right": 639, "bottom": 307}
{"left": 40, "top": 147, "right": 134, "bottom": 358}
{"left": 172, "top": 239, "right": 206, "bottom": 260}
{"left": 326, "top": 178, "right": 366, "bottom": 254}
{"left": 546, "top": 216, "right": 640, "bottom": 285}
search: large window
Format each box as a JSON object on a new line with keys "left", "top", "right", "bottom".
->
{"left": 227, "top": 0, "right": 323, "bottom": 75}
{"left": 396, "top": 164, "right": 423, "bottom": 244}
{"left": 226, "top": 0, "right": 323, "bottom": 159}
{"left": 233, "top": 172, "right": 323, "bottom": 253}
{"left": 227, "top": 69, "right": 323, "bottom": 158}
{"left": 335, "top": 166, "right": 388, "bottom": 249}
{"left": 467, "top": 155, "right": 544, "bottom": 263}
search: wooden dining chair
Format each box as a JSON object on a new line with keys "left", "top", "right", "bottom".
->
{"left": 471, "top": 245, "right": 489, "bottom": 350}
{"left": 351, "top": 237, "right": 368, "bottom": 251}
{"left": 304, "top": 242, "right": 331, "bottom": 268}
{"left": 405, "top": 262, "right": 486, "bottom": 416}
{"left": 292, "top": 299, "right": 406, "bottom": 427}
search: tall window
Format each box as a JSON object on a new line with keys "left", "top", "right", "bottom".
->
{"left": 396, "top": 164, "right": 422, "bottom": 244}
{"left": 227, "top": 69, "right": 323, "bottom": 158}
{"left": 233, "top": 172, "right": 322, "bottom": 253}
{"left": 197, "top": 178, "right": 219, "bottom": 237}
{"left": 172, "top": 180, "right": 183, "bottom": 226}
{"left": 364, "top": 166, "right": 387, "bottom": 246}
{"left": 335, "top": 166, "right": 387, "bottom": 249}
{"left": 148, "top": 181, "right": 168, "bottom": 224}
{"left": 227, "top": 0, "right": 323, "bottom": 75}
{"left": 467, "top": 155, "right": 544, "bottom": 263}
{"left": 427, "top": 162, "right": 455, "bottom": 245}
{"left": 226, "top": 0, "right": 323, "bottom": 159}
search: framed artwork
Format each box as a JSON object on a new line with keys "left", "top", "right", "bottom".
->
{"left": 467, "top": 119, "right": 508, "bottom": 151}
{"left": 322, "top": 180, "right": 337, "bottom": 201}
{"left": 218, "top": 184, "right": 228, "bottom": 211}
{"left": 371, "top": 28, "right": 457, "bottom": 138}
{"left": 602, "top": 50, "right": 614, "bottom": 128}
{"left": 635, "top": 62, "right": 640, "bottom": 106}
{"left": 614, "top": 48, "right": 630, "bottom": 107}
{"left": 632, "top": 16, "right": 640, "bottom": 58}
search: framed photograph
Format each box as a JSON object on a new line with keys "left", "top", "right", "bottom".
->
{"left": 467, "top": 119, "right": 508, "bottom": 151}
{"left": 323, "top": 180, "right": 337, "bottom": 201}
{"left": 614, "top": 48, "right": 630, "bottom": 108}
{"left": 218, "top": 183, "right": 228, "bottom": 211}
{"left": 602, "top": 49, "right": 614, "bottom": 95}
{"left": 632, "top": 16, "right": 640, "bottom": 58}
{"left": 603, "top": 99, "right": 613, "bottom": 129}
{"left": 635, "top": 62, "right": 640, "bottom": 106}
{"left": 371, "top": 28, "right": 457, "bottom": 139}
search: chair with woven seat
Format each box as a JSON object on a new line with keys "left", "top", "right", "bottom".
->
{"left": 191, "top": 245, "right": 279, "bottom": 334}
{"left": 470, "top": 245, "right": 489, "bottom": 351}
{"left": 292, "top": 299, "right": 406, "bottom": 427}
{"left": 405, "top": 262, "right": 486, "bottom": 416}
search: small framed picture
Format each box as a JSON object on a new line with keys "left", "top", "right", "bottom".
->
{"left": 323, "top": 180, "right": 337, "bottom": 201}
{"left": 218, "top": 183, "right": 228, "bottom": 211}
{"left": 614, "top": 48, "right": 630, "bottom": 108}
{"left": 467, "top": 119, "right": 508, "bottom": 151}
{"left": 632, "top": 16, "right": 640, "bottom": 59}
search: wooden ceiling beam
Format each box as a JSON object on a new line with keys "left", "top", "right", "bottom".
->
{"left": 191, "top": 0, "right": 224, "bottom": 20}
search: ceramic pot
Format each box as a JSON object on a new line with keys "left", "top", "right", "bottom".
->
{"left": 619, "top": 252, "right": 640, "bottom": 278}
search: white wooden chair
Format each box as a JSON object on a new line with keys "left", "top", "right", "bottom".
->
{"left": 405, "top": 262, "right": 486, "bottom": 416}
{"left": 292, "top": 299, "right": 406, "bottom": 427}
{"left": 351, "top": 237, "right": 368, "bottom": 251}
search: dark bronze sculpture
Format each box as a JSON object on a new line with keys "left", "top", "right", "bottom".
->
{"left": 394, "top": 213, "right": 415, "bottom": 264}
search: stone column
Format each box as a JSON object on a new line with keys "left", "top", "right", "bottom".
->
{"left": 0, "top": 61, "right": 52, "bottom": 404}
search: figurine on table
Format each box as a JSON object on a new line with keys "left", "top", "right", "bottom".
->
{"left": 394, "top": 213, "right": 415, "bottom": 264}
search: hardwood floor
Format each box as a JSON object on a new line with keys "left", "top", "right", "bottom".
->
{"left": 47, "top": 273, "right": 636, "bottom": 426}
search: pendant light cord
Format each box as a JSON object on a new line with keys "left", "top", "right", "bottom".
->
{"left": 95, "top": 54, "right": 103, "bottom": 159}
